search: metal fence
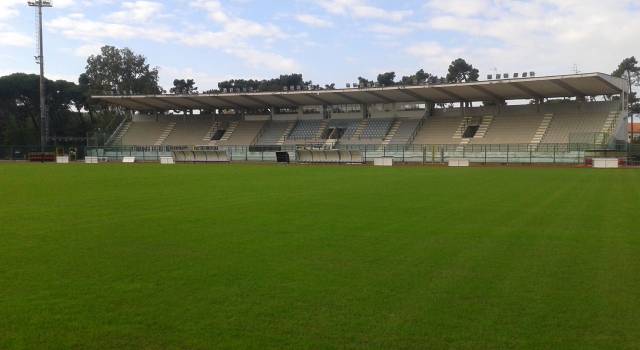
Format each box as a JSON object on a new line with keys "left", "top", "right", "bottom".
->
{"left": 2, "top": 142, "right": 636, "bottom": 165}
{"left": 68, "top": 143, "right": 630, "bottom": 165}
{"left": 0, "top": 145, "right": 87, "bottom": 161}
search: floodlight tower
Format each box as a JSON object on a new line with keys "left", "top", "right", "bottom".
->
{"left": 28, "top": 0, "right": 52, "bottom": 152}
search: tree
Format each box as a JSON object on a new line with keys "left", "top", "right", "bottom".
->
{"left": 216, "top": 74, "right": 311, "bottom": 93}
{"left": 170, "top": 79, "right": 198, "bottom": 95}
{"left": 357, "top": 76, "right": 374, "bottom": 87}
{"left": 169, "top": 79, "right": 198, "bottom": 114}
{"left": 324, "top": 83, "right": 336, "bottom": 90}
{"left": 400, "top": 69, "right": 442, "bottom": 85}
{"left": 612, "top": 56, "right": 640, "bottom": 114}
{"left": 81, "top": 45, "right": 163, "bottom": 96}
{"left": 0, "top": 73, "right": 91, "bottom": 145}
{"left": 446, "top": 58, "right": 480, "bottom": 107}
{"left": 376, "top": 72, "right": 396, "bottom": 86}
{"left": 446, "top": 58, "right": 479, "bottom": 83}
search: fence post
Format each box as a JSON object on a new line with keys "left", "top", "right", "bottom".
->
{"left": 507, "top": 144, "right": 509, "bottom": 164}
{"left": 484, "top": 146, "right": 487, "bottom": 165}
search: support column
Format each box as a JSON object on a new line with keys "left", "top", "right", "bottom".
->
{"left": 426, "top": 101, "right": 434, "bottom": 117}
{"left": 362, "top": 103, "right": 369, "bottom": 119}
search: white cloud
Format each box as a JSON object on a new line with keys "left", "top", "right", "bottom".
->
{"left": 405, "top": 42, "right": 465, "bottom": 73}
{"left": 225, "top": 46, "right": 300, "bottom": 72}
{"left": 425, "top": 0, "right": 491, "bottom": 17}
{"left": 186, "top": 0, "right": 299, "bottom": 71}
{"left": 316, "top": 0, "right": 412, "bottom": 21}
{"left": 158, "top": 66, "right": 230, "bottom": 91}
{"left": 367, "top": 24, "right": 412, "bottom": 36}
{"left": 295, "top": 14, "right": 332, "bottom": 28}
{"left": 0, "top": 0, "right": 32, "bottom": 46}
{"left": 47, "top": 14, "right": 176, "bottom": 42}
{"left": 73, "top": 43, "right": 103, "bottom": 57}
{"left": 0, "top": 31, "right": 32, "bottom": 47}
{"left": 0, "top": 0, "right": 24, "bottom": 21}
{"left": 421, "top": 0, "right": 640, "bottom": 75}
{"left": 53, "top": 0, "right": 77, "bottom": 8}
{"left": 107, "top": 1, "right": 164, "bottom": 23}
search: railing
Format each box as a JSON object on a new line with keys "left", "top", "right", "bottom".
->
{"left": 105, "top": 114, "right": 131, "bottom": 146}
{"left": 408, "top": 117, "right": 426, "bottom": 145}
{"left": 250, "top": 121, "right": 269, "bottom": 146}
{"left": 0, "top": 145, "right": 87, "bottom": 161}
{"left": 74, "top": 142, "right": 627, "bottom": 164}
{"left": 4, "top": 141, "right": 635, "bottom": 165}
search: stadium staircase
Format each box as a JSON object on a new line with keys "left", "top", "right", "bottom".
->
{"left": 314, "top": 120, "right": 329, "bottom": 139}
{"left": 277, "top": 121, "right": 296, "bottom": 145}
{"left": 530, "top": 114, "right": 553, "bottom": 149}
{"left": 154, "top": 121, "right": 176, "bottom": 146}
{"left": 381, "top": 119, "right": 401, "bottom": 145}
{"left": 107, "top": 120, "right": 131, "bottom": 146}
{"left": 352, "top": 119, "right": 368, "bottom": 139}
{"left": 474, "top": 116, "right": 494, "bottom": 139}
{"left": 595, "top": 111, "right": 620, "bottom": 145}
{"left": 453, "top": 116, "right": 473, "bottom": 151}
{"left": 203, "top": 120, "right": 221, "bottom": 144}
{"left": 218, "top": 121, "right": 239, "bottom": 143}
{"left": 453, "top": 116, "right": 473, "bottom": 139}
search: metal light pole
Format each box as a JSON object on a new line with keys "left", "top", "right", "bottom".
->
{"left": 28, "top": 0, "right": 52, "bottom": 152}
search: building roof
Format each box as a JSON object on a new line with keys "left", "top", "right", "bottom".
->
{"left": 92, "top": 72, "right": 629, "bottom": 111}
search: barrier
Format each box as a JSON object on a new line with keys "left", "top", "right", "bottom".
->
{"left": 159, "top": 156, "right": 175, "bottom": 164}
{"left": 122, "top": 156, "right": 136, "bottom": 163}
{"left": 297, "top": 150, "right": 312, "bottom": 162}
{"left": 56, "top": 156, "right": 69, "bottom": 164}
{"left": 172, "top": 150, "right": 229, "bottom": 162}
{"left": 374, "top": 157, "right": 393, "bottom": 166}
{"left": 29, "top": 152, "right": 55, "bottom": 162}
{"left": 448, "top": 159, "right": 470, "bottom": 167}
{"left": 593, "top": 158, "right": 619, "bottom": 168}
{"left": 296, "top": 150, "right": 363, "bottom": 163}
{"left": 349, "top": 151, "right": 363, "bottom": 163}
{"left": 85, "top": 156, "right": 99, "bottom": 164}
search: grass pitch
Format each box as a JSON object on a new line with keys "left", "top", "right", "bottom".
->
{"left": 1, "top": 163, "right": 639, "bottom": 349}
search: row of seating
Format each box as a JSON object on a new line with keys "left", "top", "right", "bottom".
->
{"left": 388, "top": 119, "right": 421, "bottom": 144}
{"left": 115, "top": 101, "right": 623, "bottom": 146}
{"left": 288, "top": 120, "right": 324, "bottom": 139}
{"left": 361, "top": 119, "right": 393, "bottom": 138}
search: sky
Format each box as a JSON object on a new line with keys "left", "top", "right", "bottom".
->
{"left": 1, "top": 0, "right": 639, "bottom": 91}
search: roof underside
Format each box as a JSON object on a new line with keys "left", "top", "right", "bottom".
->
{"left": 93, "top": 73, "right": 629, "bottom": 111}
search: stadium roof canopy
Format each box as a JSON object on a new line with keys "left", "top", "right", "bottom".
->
{"left": 93, "top": 73, "right": 629, "bottom": 111}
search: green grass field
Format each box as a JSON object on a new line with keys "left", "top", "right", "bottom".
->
{"left": 1, "top": 163, "right": 639, "bottom": 349}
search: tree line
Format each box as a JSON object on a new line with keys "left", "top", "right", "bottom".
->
{"left": 0, "top": 44, "right": 638, "bottom": 146}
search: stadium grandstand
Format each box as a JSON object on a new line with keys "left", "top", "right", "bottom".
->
{"left": 91, "top": 72, "right": 631, "bottom": 164}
